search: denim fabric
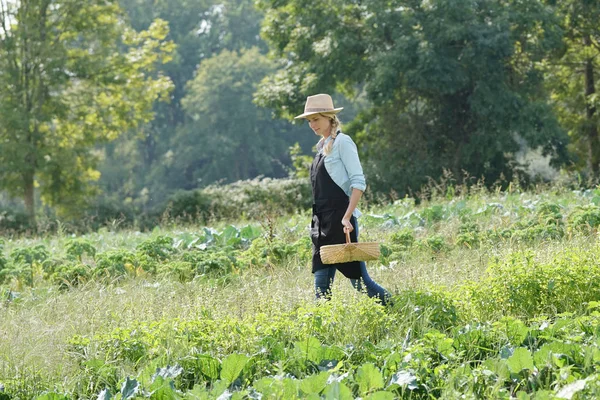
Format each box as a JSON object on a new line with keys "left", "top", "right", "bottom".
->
{"left": 318, "top": 133, "right": 366, "bottom": 217}
{"left": 313, "top": 222, "right": 391, "bottom": 305}
{"left": 314, "top": 262, "right": 390, "bottom": 305}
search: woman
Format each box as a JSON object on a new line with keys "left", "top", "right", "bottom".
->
{"left": 295, "top": 94, "right": 391, "bottom": 305}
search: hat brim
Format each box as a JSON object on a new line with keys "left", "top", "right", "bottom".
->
{"left": 294, "top": 107, "right": 343, "bottom": 119}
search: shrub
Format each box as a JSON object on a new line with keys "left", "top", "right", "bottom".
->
{"left": 461, "top": 249, "right": 600, "bottom": 320}
{"left": 456, "top": 222, "right": 480, "bottom": 248}
{"left": 136, "top": 236, "right": 176, "bottom": 261}
{"left": 0, "top": 208, "right": 31, "bottom": 233}
{"left": 51, "top": 263, "right": 92, "bottom": 289}
{"left": 391, "top": 290, "right": 459, "bottom": 333}
{"left": 164, "top": 190, "right": 213, "bottom": 223}
{"left": 160, "top": 177, "right": 311, "bottom": 223}
{"left": 65, "top": 239, "right": 97, "bottom": 262}
{"left": 567, "top": 205, "right": 600, "bottom": 233}
{"left": 0, "top": 240, "right": 6, "bottom": 281}
{"left": 389, "top": 229, "right": 415, "bottom": 248}
{"left": 420, "top": 205, "right": 445, "bottom": 225}
{"left": 421, "top": 235, "right": 450, "bottom": 252}
{"left": 93, "top": 250, "right": 138, "bottom": 279}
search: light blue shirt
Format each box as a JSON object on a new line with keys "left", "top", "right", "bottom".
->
{"left": 317, "top": 132, "right": 366, "bottom": 217}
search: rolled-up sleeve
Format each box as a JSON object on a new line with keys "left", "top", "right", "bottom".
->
{"left": 338, "top": 135, "right": 367, "bottom": 192}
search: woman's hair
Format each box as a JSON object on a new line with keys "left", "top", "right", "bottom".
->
{"left": 318, "top": 113, "right": 342, "bottom": 156}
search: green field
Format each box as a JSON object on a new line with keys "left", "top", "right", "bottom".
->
{"left": 4, "top": 185, "right": 600, "bottom": 399}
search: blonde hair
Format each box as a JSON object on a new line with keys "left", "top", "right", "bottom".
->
{"left": 318, "top": 113, "right": 342, "bottom": 156}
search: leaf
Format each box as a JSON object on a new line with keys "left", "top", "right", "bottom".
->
{"left": 198, "top": 355, "right": 220, "bottom": 380}
{"left": 97, "top": 389, "right": 112, "bottom": 400}
{"left": 240, "top": 225, "right": 261, "bottom": 240}
{"left": 515, "top": 391, "right": 530, "bottom": 400}
{"left": 120, "top": 377, "right": 140, "bottom": 399}
{"left": 366, "top": 392, "right": 395, "bottom": 400}
{"left": 220, "top": 353, "right": 249, "bottom": 385}
{"left": 295, "top": 337, "right": 323, "bottom": 363}
{"left": 299, "top": 371, "right": 329, "bottom": 395}
{"left": 150, "top": 378, "right": 178, "bottom": 400}
{"left": 556, "top": 379, "right": 588, "bottom": 399}
{"left": 153, "top": 365, "right": 184, "bottom": 381}
{"left": 323, "top": 381, "right": 353, "bottom": 400}
{"left": 34, "top": 394, "right": 69, "bottom": 400}
{"left": 507, "top": 347, "right": 534, "bottom": 374}
{"left": 500, "top": 345, "right": 514, "bottom": 359}
{"left": 356, "top": 363, "right": 384, "bottom": 396}
{"left": 389, "top": 371, "right": 418, "bottom": 390}
{"left": 220, "top": 226, "right": 239, "bottom": 244}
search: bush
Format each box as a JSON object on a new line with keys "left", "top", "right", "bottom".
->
{"left": 0, "top": 240, "right": 6, "bottom": 280}
{"left": 51, "top": 263, "right": 92, "bottom": 289}
{"left": 83, "top": 196, "right": 137, "bottom": 231}
{"left": 389, "top": 229, "right": 415, "bottom": 248}
{"left": 65, "top": 239, "right": 97, "bottom": 262}
{"left": 164, "top": 190, "right": 213, "bottom": 223}
{"left": 136, "top": 236, "right": 176, "bottom": 261}
{"left": 160, "top": 177, "right": 311, "bottom": 223}
{"left": 93, "top": 250, "right": 138, "bottom": 279}
{"left": 0, "top": 208, "right": 31, "bottom": 233}
{"left": 567, "top": 205, "right": 600, "bottom": 232}
{"left": 461, "top": 248, "right": 600, "bottom": 320}
{"left": 390, "top": 290, "right": 459, "bottom": 333}
{"left": 10, "top": 244, "right": 50, "bottom": 266}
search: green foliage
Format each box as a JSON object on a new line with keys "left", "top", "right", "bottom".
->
{"left": 93, "top": 250, "right": 138, "bottom": 280}
{"left": 0, "top": 239, "right": 6, "bottom": 278}
{"left": 567, "top": 204, "right": 600, "bottom": 232}
{"left": 105, "top": 0, "right": 274, "bottom": 208}
{"left": 0, "top": 0, "right": 174, "bottom": 222}
{"left": 257, "top": 0, "right": 569, "bottom": 196}
{"left": 391, "top": 290, "right": 459, "bottom": 333}
{"left": 162, "top": 177, "right": 311, "bottom": 223}
{"left": 157, "top": 46, "right": 305, "bottom": 192}
{"left": 463, "top": 249, "right": 600, "bottom": 320}
{"left": 10, "top": 245, "right": 50, "bottom": 266}
{"left": 289, "top": 143, "right": 313, "bottom": 179}
{"left": 12, "top": 188, "right": 600, "bottom": 399}
{"left": 421, "top": 235, "right": 450, "bottom": 253}
{"left": 420, "top": 206, "right": 446, "bottom": 225}
{"left": 65, "top": 239, "right": 97, "bottom": 262}
{"left": 456, "top": 221, "right": 481, "bottom": 248}
{"left": 389, "top": 229, "right": 415, "bottom": 248}
{"left": 136, "top": 236, "right": 176, "bottom": 261}
{"left": 0, "top": 208, "right": 31, "bottom": 232}
{"left": 544, "top": 0, "right": 600, "bottom": 175}
{"left": 164, "top": 190, "right": 213, "bottom": 224}
{"left": 51, "top": 263, "right": 92, "bottom": 290}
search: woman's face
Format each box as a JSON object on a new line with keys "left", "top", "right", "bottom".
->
{"left": 306, "top": 114, "right": 332, "bottom": 137}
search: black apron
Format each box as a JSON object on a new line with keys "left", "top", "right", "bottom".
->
{"left": 310, "top": 151, "right": 362, "bottom": 279}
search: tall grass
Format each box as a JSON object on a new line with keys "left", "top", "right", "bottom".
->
{"left": 3, "top": 182, "right": 600, "bottom": 398}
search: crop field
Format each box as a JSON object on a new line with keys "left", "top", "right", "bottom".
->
{"left": 4, "top": 186, "right": 600, "bottom": 399}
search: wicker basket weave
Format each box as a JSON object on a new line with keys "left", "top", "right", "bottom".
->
{"left": 320, "top": 231, "right": 380, "bottom": 264}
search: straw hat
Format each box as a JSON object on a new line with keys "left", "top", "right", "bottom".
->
{"left": 294, "top": 94, "right": 343, "bottom": 119}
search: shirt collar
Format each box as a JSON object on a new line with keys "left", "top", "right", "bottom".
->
{"left": 317, "top": 132, "right": 338, "bottom": 154}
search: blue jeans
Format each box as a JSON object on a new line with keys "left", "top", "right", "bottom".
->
{"left": 314, "top": 222, "right": 391, "bottom": 305}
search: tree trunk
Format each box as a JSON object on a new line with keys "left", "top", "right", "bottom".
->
{"left": 24, "top": 171, "right": 36, "bottom": 227}
{"left": 584, "top": 35, "right": 599, "bottom": 177}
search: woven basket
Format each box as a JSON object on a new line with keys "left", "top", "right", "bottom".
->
{"left": 320, "top": 231, "right": 380, "bottom": 264}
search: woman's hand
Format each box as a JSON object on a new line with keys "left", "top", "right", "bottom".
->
{"left": 342, "top": 217, "right": 353, "bottom": 233}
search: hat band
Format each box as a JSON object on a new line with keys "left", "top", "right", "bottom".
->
{"left": 305, "top": 107, "right": 335, "bottom": 112}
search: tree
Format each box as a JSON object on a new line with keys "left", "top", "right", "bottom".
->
{"left": 0, "top": 0, "right": 174, "bottom": 224}
{"left": 158, "top": 47, "right": 307, "bottom": 189}
{"left": 256, "top": 0, "right": 570, "bottom": 195}
{"left": 99, "top": 0, "right": 269, "bottom": 207}
{"left": 544, "top": 0, "right": 600, "bottom": 176}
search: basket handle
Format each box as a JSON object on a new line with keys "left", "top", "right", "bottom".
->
{"left": 344, "top": 230, "right": 352, "bottom": 244}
